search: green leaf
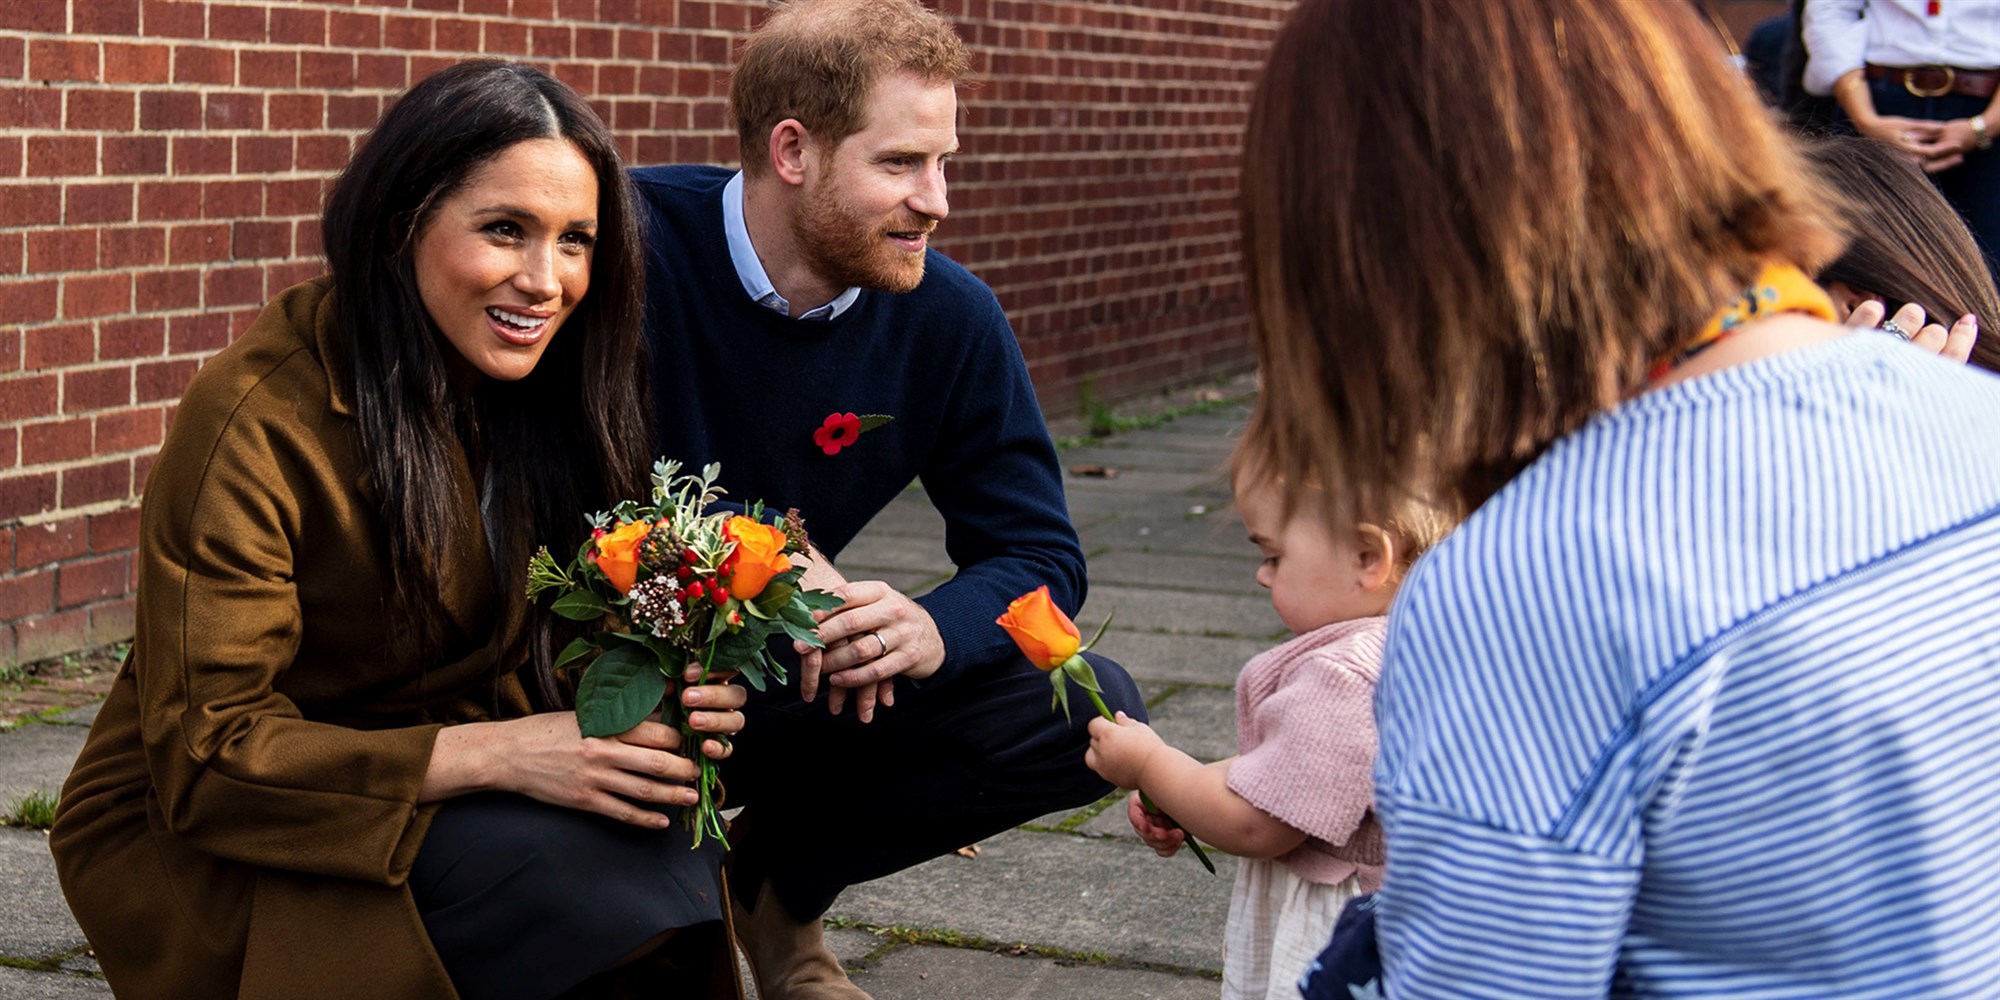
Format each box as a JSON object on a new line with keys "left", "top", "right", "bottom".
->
{"left": 741, "top": 597, "right": 776, "bottom": 620}
{"left": 706, "top": 609, "right": 732, "bottom": 644}
{"left": 1051, "top": 671, "right": 1073, "bottom": 724}
{"left": 553, "top": 636, "right": 598, "bottom": 671}
{"left": 551, "top": 590, "right": 610, "bottom": 621}
{"left": 760, "top": 646, "right": 788, "bottom": 687}
{"left": 857, "top": 414, "right": 895, "bottom": 432}
{"left": 1063, "top": 657, "right": 1104, "bottom": 693}
{"left": 575, "top": 644, "right": 667, "bottom": 737}
{"left": 1080, "top": 609, "right": 1115, "bottom": 653}
{"left": 602, "top": 632, "right": 678, "bottom": 672}
{"left": 797, "top": 589, "right": 845, "bottom": 613}
{"left": 780, "top": 617, "right": 823, "bottom": 649}
{"left": 757, "top": 582, "right": 796, "bottom": 612}
{"left": 737, "top": 654, "right": 769, "bottom": 692}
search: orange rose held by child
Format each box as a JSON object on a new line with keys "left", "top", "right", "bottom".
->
{"left": 722, "top": 515, "right": 791, "bottom": 599}
{"left": 996, "top": 585, "right": 1081, "bottom": 670}
{"left": 591, "top": 519, "right": 653, "bottom": 593}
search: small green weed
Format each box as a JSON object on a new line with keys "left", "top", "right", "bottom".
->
{"left": 5, "top": 788, "right": 58, "bottom": 830}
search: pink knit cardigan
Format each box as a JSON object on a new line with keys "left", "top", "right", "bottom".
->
{"left": 1225, "top": 617, "right": 1387, "bottom": 890}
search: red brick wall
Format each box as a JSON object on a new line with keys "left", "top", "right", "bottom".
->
{"left": 0, "top": 0, "right": 1281, "bottom": 667}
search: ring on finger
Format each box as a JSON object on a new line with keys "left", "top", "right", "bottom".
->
{"left": 869, "top": 631, "right": 890, "bottom": 658}
{"left": 1880, "top": 320, "right": 1913, "bottom": 341}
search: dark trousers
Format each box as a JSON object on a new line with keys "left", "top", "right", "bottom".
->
{"left": 410, "top": 792, "right": 729, "bottom": 1000}
{"left": 1868, "top": 81, "right": 2000, "bottom": 280}
{"left": 719, "top": 650, "right": 1146, "bottom": 922}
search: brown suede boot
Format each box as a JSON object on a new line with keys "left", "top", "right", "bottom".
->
{"left": 732, "top": 881, "right": 870, "bottom": 1000}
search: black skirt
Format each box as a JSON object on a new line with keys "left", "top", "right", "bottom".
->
{"left": 410, "top": 792, "right": 727, "bottom": 1000}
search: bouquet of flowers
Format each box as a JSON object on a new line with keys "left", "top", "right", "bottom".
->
{"left": 525, "top": 460, "right": 843, "bottom": 847}
{"left": 998, "top": 586, "right": 1216, "bottom": 873}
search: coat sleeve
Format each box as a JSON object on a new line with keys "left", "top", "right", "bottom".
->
{"left": 913, "top": 289, "right": 1088, "bottom": 685}
{"left": 134, "top": 358, "right": 441, "bottom": 886}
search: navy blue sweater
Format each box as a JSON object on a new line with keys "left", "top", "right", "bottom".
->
{"left": 631, "top": 165, "right": 1086, "bottom": 684}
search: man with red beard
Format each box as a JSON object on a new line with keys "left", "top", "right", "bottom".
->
{"left": 630, "top": 1, "right": 1145, "bottom": 997}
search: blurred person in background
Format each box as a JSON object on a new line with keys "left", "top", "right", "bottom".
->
{"left": 1805, "top": 133, "right": 1997, "bottom": 370}
{"left": 1803, "top": 0, "right": 2000, "bottom": 273}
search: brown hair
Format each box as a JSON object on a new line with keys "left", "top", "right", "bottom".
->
{"left": 1231, "top": 451, "right": 1459, "bottom": 575}
{"left": 729, "top": 0, "right": 970, "bottom": 177}
{"left": 1235, "top": 0, "right": 1846, "bottom": 530}
{"left": 1804, "top": 134, "right": 2000, "bottom": 373}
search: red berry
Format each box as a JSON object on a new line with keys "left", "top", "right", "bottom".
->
{"left": 675, "top": 565, "right": 694, "bottom": 581}
{"left": 682, "top": 548, "right": 700, "bottom": 564}
{"left": 686, "top": 582, "right": 704, "bottom": 599}
{"left": 711, "top": 586, "right": 729, "bottom": 605}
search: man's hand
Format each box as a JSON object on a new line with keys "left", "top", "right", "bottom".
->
{"left": 801, "top": 580, "right": 946, "bottom": 723}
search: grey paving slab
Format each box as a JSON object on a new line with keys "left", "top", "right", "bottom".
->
{"left": 1083, "top": 549, "right": 1262, "bottom": 596}
{"left": 1079, "top": 796, "right": 1147, "bottom": 840}
{"left": 0, "top": 967, "right": 109, "bottom": 998}
{"left": 1068, "top": 495, "right": 1235, "bottom": 529}
{"left": 851, "top": 943, "right": 1219, "bottom": 999}
{"left": 1145, "top": 687, "right": 1239, "bottom": 765}
{"left": 1080, "top": 585, "right": 1284, "bottom": 641}
{"left": 1077, "top": 513, "right": 1259, "bottom": 559}
{"left": 0, "top": 829, "right": 86, "bottom": 962}
{"left": 829, "top": 926, "right": 883, "bottom": 968}
{"left": 829, "top": 828, "right": 1233, "bottom": 972}
{"left": 833, "top": 533, "right": 954, "bottom": 574}
{"left": 45, "top": 704, "right": 99, "bottom": 728}
{"left": 1095, "top": 630, "right": 1263, "bottom": 688}
{"left": 1053, "top": 468, "right": 1226, "bottom": 498}
{"left": 843, "top": 495, "right": 946, "bottom": 539}
{"left": 1110, "top": 426, "right": 1242, "bottom": 455}
{"left": 1060, "top": 444, "right": 1233, "bottom": 475}
{"left": 0, "top": 723, "right": 85, "bottom": 811}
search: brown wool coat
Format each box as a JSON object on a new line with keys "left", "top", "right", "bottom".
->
{"left": 50, "top": 279, "right": 534, "bottom": 999}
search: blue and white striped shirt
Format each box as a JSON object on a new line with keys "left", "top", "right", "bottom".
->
{"left": 1374, "top": 335, "right": 2000, "bottom": 998}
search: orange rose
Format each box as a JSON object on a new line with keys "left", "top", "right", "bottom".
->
{"left": 996, "top": 586, "right": 1081, "bottom": 670}
{"left": 723, "top": 516, "right": 792, "bottom": 600}
{"left": 591, "top": 519, "right": 653, "bottom": 593}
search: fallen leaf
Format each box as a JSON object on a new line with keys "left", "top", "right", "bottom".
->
{"left": 955, "top": 844, "right": 981, "bottom": 859}
{"left": 1068, "top": 464, "right": 1119, "bottom": 479}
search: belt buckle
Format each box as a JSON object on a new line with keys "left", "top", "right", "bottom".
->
{"left": 1906, "top": 66, "right": 1956, "bottom": 98}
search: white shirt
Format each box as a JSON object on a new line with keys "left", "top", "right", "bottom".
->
{"left": 1802, "top": 0, "right": 2000, "bottom": 95}
{"left": 720, "top": 171, "right": 859, "bottom": 321}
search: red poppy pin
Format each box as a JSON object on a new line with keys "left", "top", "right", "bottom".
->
{"left": 813, "top": 412, "right": 894, "bottom": 456}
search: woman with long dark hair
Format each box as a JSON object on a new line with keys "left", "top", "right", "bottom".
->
{"left": 50, "top": 61, "right": 746, "bottom": 1000}
{"left": 1805, "top": 133, "right": 1999, "bottom": 371}
{"left": 1233, "top": 1, "right": 2000, "bottom": 996}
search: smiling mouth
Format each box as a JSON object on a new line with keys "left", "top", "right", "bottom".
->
{"left": 486, "top": 306, "right": 552, "bottom": 344}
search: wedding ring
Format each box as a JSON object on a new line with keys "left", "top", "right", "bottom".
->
{"left": 870, "top": 632, "right": 889, "bottom": 658}
{"left": 1881, "top": 320, "right": 1912, "bottom": 341}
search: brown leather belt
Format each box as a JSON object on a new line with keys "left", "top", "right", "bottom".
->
{"left": 1865, "top": 63, "right": 2000, "bottom": 100}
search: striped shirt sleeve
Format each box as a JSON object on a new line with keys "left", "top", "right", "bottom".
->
{"left": 1379, "top": 802, "right": 1638, "bottom": 997}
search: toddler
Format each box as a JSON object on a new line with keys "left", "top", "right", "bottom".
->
{"left": 1085, "top": 468, "right": 1452, "bottom": 1000}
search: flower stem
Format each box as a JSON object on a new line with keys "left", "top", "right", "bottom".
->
{"left": 1077, "top": 676, "right": 1217, "bottom": 874}
{"left": 679, "top": 642, "right": 731, "bottom": 850}
{"left": 1085, "top": 687, "right": 1115, "bottom": 722}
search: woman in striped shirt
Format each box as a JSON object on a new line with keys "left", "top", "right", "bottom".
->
{"left": 1241, "top": 1, "right": 2000, "bottom": 997}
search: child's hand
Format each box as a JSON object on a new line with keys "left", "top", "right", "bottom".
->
{"left": 1084, "top": 711, "right": 1164, "bottom": 790}
{"left": 1126, "top": 791, "right": 1185, "bottom": 858}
